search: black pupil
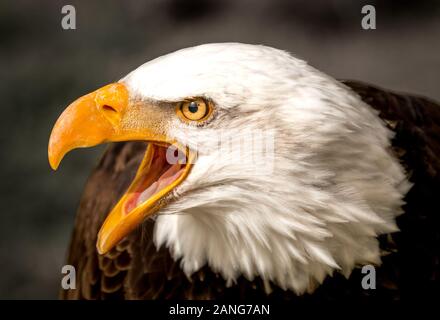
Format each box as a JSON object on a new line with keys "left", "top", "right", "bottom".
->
{"left": 188, "top": 102, "right": 199, "bottom": 113}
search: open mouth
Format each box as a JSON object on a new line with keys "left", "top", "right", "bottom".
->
{"left": 46, "top": 82, "right": 197, "bottom": 254}
{"left": 123, "top": 143, "right": 191, "bottom": 215}
{"left": 95, "top": 142, "right": 194, "bottom": 254}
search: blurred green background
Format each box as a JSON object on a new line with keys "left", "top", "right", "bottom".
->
{"left": 0, "top": 0, "right": 439, "bottom": 299}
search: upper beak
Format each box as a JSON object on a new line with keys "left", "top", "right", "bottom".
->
{"left": 48, "top": 83, "right": 130, "bottom": 170}
{"left": 48, "top": 83, "right": 184, "bottom": 254}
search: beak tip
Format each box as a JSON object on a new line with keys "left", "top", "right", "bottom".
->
{"left": 96, "top": 247, "right": 105, "bottom": 255}
{"left": 48, "top": 137, "right": 61, "bottom": 170}
{"left": 96, "top": 233, "right": 109, "bottom": 255}
{"left": 96, "top": 244, "right": 107, "bottom": 255}
{"left": 48, "top": 150, "right": 61, "bottom": 170}
{"left": 49, "top": 159, "right": 59, "bottom": 170}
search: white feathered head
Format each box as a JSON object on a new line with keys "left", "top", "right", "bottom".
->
{"left": 49, "top": 43, "right": 409, "bottom": 294}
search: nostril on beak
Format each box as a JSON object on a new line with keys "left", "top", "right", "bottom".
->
{"left": 99, "top": 103, "right": 121, "bottom": 125}
{"left": 102, "top": 105, "right": 118, "bottom": 113}
{"left": 94, "top": 83, "right": 129, "bottom": 125}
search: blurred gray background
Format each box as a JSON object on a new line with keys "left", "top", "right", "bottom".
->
{"left": 0, "top": 0, "right": 439, "bottom": 299}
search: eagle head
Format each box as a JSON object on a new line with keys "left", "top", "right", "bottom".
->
{"left": 49, "top": 43, "right": 409, "bottom": 294}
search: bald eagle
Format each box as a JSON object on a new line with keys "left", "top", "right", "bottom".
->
{"left": 49, "top": 43, "right": 440, "bottom": 300}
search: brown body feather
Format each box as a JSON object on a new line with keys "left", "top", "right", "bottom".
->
{"left": 61, "top": 81, "right": 440, "bottom": 300}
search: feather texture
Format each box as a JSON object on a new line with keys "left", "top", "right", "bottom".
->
{"left": 61, "top": 80, "right": 440, "bottom": 300}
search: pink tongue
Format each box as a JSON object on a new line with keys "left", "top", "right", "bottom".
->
{"left": 159, "top": 164, "right": 182, "bottom": 180}
{"left": 137, "top": 182, "right": 158, "bottom": 206}
{"left": 157, "top": 168, "right": 184, "bottom": 191}
{"left": 136, "top": 166, "right": 184, "bottom": 207}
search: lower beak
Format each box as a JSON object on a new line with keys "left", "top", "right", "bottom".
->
{"left": 48, "top": 83, "right": 192, "bottom": 254}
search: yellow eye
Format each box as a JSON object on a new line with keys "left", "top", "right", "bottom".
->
{"left": 177, "top": 99, "right": 211, "bottom": 122}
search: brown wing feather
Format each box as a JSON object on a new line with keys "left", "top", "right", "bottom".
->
{"left": 61, "top": 81, "right": 440, "bottom": 300}
{"left": 60, "top": 142, "right": 145, "bottom": 299}
{"left": 344, "top": 80, "right": 440, "bottom": 299}
{"left": 343, "top": 80, "right": 440, "bottom": 178}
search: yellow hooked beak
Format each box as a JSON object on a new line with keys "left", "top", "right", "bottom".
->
{"left": 48, "top": 83, "right": 194, "bottom": 254}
